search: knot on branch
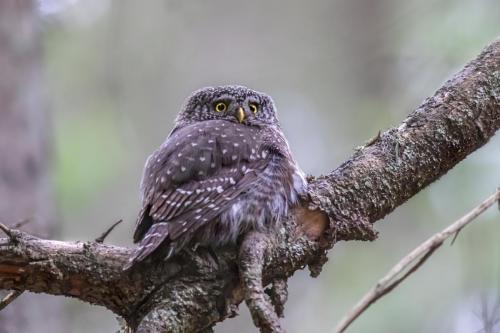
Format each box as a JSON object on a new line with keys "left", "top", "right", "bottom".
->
{"left": 305, "top": 180, "right": 378, "bottom": 245}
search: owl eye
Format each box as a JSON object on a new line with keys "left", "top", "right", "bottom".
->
{"left": 214, "top": 102, "right": 227, "bottom": 113}
{"left": 249, "top": 103, "right": 258, "bottom": 114}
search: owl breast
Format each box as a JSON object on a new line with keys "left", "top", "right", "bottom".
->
{"left": 193, "top": 146, "right": 307, "bottom": 247}
{"left": 224, "top": 158, "right": 305, "bottom": 243}
{"left": 127, "top": 119, "right": 306, "bottom": 269}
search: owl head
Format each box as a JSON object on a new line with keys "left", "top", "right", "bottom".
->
{"left": 175, "top": 85, "right": 279, "bottom": 128}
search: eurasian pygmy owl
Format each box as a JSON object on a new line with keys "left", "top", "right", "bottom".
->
{"left": 125, "top": 85, "right": 306, "bottom": 269}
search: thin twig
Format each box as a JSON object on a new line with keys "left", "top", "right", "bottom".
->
{"left": 12, "top": 217, "right": 33, "bottom": 229}
{"left": 450, "top": 228, "right": 462, "bottom": 246}
{"left": 334, "top": 189, "right": 500, "bottom": 333}
{"left": 365, "top": 130, "right": 381, "bottom": 147}
{"left": 0, "top": 219, "right": 32, "bottom": 242}
{"left": 95, "top": 219, "right": 123, "bottom": 243}
{"left": 355, "top": 130, "right": 382, "bottom": 151}
{"left": 498, "top": 188, "right": 500, "bottom": 211}
{"left": 0, "top": 223, "right": 13, "bottom": 240}
{"left": 0, "top": 290, "right": 23, "bottom": 311}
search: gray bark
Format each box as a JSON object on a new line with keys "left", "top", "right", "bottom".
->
{"left": 0, "top": 37, "right": 499, "bottom": 332}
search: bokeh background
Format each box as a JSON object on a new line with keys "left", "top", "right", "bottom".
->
{"left": 0, "top": 0, "right": 499, "bottom": 332}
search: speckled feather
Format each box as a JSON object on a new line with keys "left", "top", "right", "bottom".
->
{"left": 125, "top": 86, "right": 306, "bottom": 269}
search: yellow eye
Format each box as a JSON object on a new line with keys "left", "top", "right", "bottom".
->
{"left": 249, "top": 103, "right": 258, "bottom": 114}
{"left": 214, "top": 102, "right": 227, "bottom": 113}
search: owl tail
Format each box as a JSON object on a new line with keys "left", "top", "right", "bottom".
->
{"left": 123, "top": 222, "right": 174, "bottom": 270}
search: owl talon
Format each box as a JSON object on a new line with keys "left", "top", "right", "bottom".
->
{"left": 239, "top": 231, "right": 286, "bottom": 333}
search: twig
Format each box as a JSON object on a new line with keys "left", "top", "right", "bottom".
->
{"left": 334, "top": 189, "right": 500, "bottom": 333}
{"left": 0, "top": 219, "right": 33, "bottom": 243}
{"left": 12, "top": 217, "right": 33, "bottom": 229}
{"left": 498, "top": 187, "right": 500, "bottom": 211}
{"left": 365, "top": 130, "right": 381, "bottom": 147}
{"left": 0, "top": 290, "right": 23, "bottom": 311}
{"left": 450, "top": 228, "right": 462, "bottom": 246}
{"left": 474, "top": 293, "right": 500, "bottom": 333}
{"left": 0, "top": 223, "right": 13, "bottom": 240}
{"left": 95, "top": 219, "right": 123, "bottom": 243}
{"left": 355, "top": 130, "right": 381, "bottom": 151}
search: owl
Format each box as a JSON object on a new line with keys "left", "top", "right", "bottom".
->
{"left": 124, "top": 85, "right": 307, "bottom": 269}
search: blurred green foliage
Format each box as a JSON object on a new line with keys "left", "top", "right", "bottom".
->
{"left": 54, "top": 110, "right": 123, "bottom": 210}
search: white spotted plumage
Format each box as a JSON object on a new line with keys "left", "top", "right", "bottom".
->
{"left": 125, "top": 85, "right": 306, "bottom": 270}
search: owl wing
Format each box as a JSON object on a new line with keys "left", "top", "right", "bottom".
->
{"left": 125, "top": 120, "right": 269, "bottom": 268}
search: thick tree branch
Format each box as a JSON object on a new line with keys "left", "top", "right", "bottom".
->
{"left": 0, "top": 38, "right": 499, "bottom": 332}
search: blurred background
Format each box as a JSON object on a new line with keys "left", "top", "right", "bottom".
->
{"left": 0, "top": 0, "right": 499, "bottom": 332}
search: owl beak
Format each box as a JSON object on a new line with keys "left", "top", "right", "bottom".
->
{"left": 235, "top": 107, "right": 245, "bottom": 123}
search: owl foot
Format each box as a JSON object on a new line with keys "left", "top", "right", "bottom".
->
{"left": 239, "top": 231, "right": 286, "bottom": 333}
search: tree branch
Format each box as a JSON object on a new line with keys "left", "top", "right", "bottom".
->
{"left": 0, "top": 291, "right": 23, "bottom": 311}
{"left": 334, "top": 189, "right": 500, "bottom": 333}
{"left": 0, "top": 38, "right": 499, "bottom": 332}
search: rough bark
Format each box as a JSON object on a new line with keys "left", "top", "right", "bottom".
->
{"left": 0, "top": 38, "right": 499, "bottom": 332}
{"left": 0, "top": 1, "right": 65, "bottom": 332}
